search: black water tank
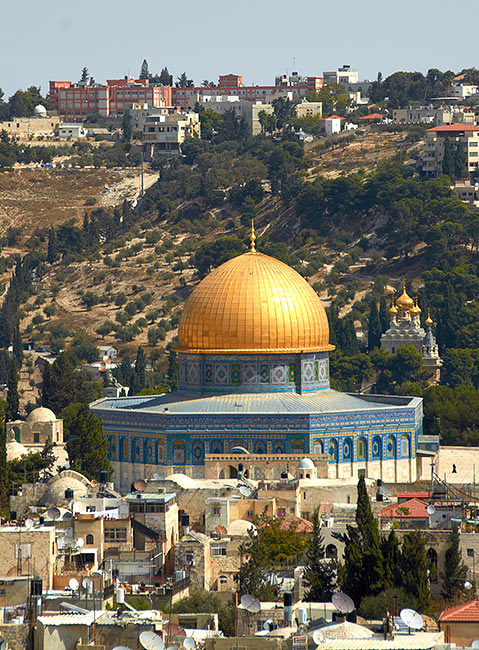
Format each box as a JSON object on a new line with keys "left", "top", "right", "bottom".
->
{"left": 10, "top": 511, "right": 17, "bottom": 521}
{"left": 238, "top": 463, "right": 244, "bottom": 472}
{"left": 99, "top": 470, "right": 109, "bottom": 485}
{"left": 181, "top": 513, "right": 190, "bottom": 527}
{"left": 281, "top": 472, "right": 288, "bottom": 479}
{"left": 283, "top": 592, "right": 293, "bottom": 607}
{"left": 65, "top": 488, "right": 74, "bottom": 500}
{"left": 31, "top": 577, "right": 43, "bottom": 595}
{"left": 377, "top": 479, "right": 383, "bottom": 487}
{"left": 39, "top": 516, "right": 45, "bottom": 525}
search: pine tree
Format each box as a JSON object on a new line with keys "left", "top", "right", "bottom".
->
{"left": 401, "top": 531, "right": 430, "bottom": 610}
{"left": 379, "top": 296, "right": 390, "bottom": 334}
{"left": 6, "top": 356, "right": 19, "bottom": 422}
{"left": 47, "top": 227, "right": 58, "bottom": 264}
{"left": 441, "top": 526, "right": 468, "bottom": 600}
{"left": 80, "top": 67, "right": 89, "bottom": 83}
{"left": 368, "top": 301, "right": 382, "bottom": 351}
{"left": 41, "top": 352, "right": 76, "bottom": 414}
{"left": 303, "top": 510, "right": 335, "bottom": 601}
{"left": 64, "top": 403, "right": 112, "bottom": 481}
{"left": 139, "top": 59, "right": 149, "bottom": 80}
{"left": 159, "top": 67, "right": 173, "bottom": 86}
{"left": 455, "top": 143, "right": 468, "bottom": 179}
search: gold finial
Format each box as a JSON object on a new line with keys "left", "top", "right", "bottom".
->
{"left": 250, "top": 220, "right": 256, "bottom": 252}
{"left": 425, "top": 310, "right": 433, "bottom": 326}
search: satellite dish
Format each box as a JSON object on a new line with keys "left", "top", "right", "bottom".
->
{"left": 69, "top": 578, "right": 79, "bottom": 591}
{"left": 426, "top": 504, "right": 436, "bottom": 515}
{"left": 62, "top": 511, "right": 73, "bottom": 521}
{"left": 0, "top": 636, "right": 6, "bottom": 650}
{"left": 47, "top": 507, "right": 61, "bottom": 521}
{"left": 183, "top": 639, "right": 195, "bottom": 650}
{"left": 263, "top": 619, "right": 274, "bottom": 631}
{"left": 113, "top": 647, "right": 132, "bottom": 650}
{"left": 239, "top": 485, "right": 253, "bottom": 497}
{"left": 471, "top": 641, "right": 479, "bottom": 649}
{"left": 140, "top": 632, "right": 164, "bottom": 650}
{"left": 241, "top": 594, "right": 261, "bottom": 613}
{"left": 24, "top": 518, "right": 34, "bottom": 529}
{"left": 166, "top": 646, "right": 179, "bottom": 650}
{"left": 313, "top": 630, "right": 324, "bottom": 645}
{"left": 332, "top": 592, "right": 355, "bottom": 613}
{"left": 82, "top": 578, "right": 93, "bottom": 593}
{"left": 400, "top": 608, "right": 423, "bottom": 630}
{"left": 465, "top": 581, "right": 473, "bottom": 591}
{"left": 77, "top": 537, "right": 84, "bottom": 548}
{"left": 134, "top": 479, "right": 147, "bottom": 492}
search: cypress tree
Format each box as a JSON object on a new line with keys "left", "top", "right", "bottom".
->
{"left": 441, "top": 525, "right": 468, "bottom": 600}
{"left": 6, "top": 356, "right": 19, "bottom": 422}
{"left": 41, "top": 352, "right": 76, "bottom": 414}
{"left": 455, "top": 143, "right": 468, "bottom": 179}
{"left": 379, "top": 296, "right": 390, "bottom": 334}
{"left": 442, "top": 138, "right": 453, "bottom": 178}
{"left": 139, "top": 59, "right": 149, "bottom": 80}
{"left": 65, "top": 403, "right": 112, "bottom": 481}
{"left": 368, "top": 301, "right": 382, "bottom": 351}
{"left": 47, "top": 227, "right": 58, "bottom": 264}
{"left": 303, "top": 510, "right": 335, "bottom": 602}
{"left": 13, "top": 321, "right": 22, "bottom": 367}
{"left": 167, "top": 350, "right": 178, "bottom": 391}
{"left": 401, "top": 531, "right": 430, "bottom": 610}
{"left": 381, "top": 529, "right": 402, "bottom": 589}
{"left": 134, "top": 346, "right": 147, "bottom": 393}
{"left": 0, "top": 401, "right": 8, "bottom": 510}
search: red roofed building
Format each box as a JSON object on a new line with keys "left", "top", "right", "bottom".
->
{"left": 359, "top": 113, "right": 383, "bottom": 121}
{"left": 378, "top": 498, "right": 429, "bottom": 529}
{"left": 439, "top": 600, "right": 479, "bottom": 645}
{"left": 422, "top": 122, "right": 479, "bottom": 177}
{"left": 397, "top": 491, "right": 430, "bottom": 503}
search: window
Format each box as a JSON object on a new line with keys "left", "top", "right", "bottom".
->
{"left": 33, "top": 432, "right": 40, "bottom": 443}
{"left": 219, "top": 576, "right": 228, "bottom": 584}
{"left": 86, "top": 534, "right": 94, "bottom": 545}
{"left": 467, "top": 548, "right": 475, "bottom": 557}
{"left": 212, "top": 507, "right": 220, "bottom": 516}
{"left": 15, "top": 543, "right": 31, "bottom": 559}
{"left": 105, "top": 528, "right": 127, "bottom": 542}
{"left": 185, "top": 552, "right": 194, "bottom": 566}
{"left": 246, "top": 510, "right": 253, "bottom": 517}
{"left": 211, "top": 546, "right": 226, "bottom": 556}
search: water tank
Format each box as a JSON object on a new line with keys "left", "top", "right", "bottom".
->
{"left": 283, "top": 592, "right": 293, "bottom": 622}
{"left": 10, "top": 511, "right": 17, "bottom": 521}
{"left": 39, "top": 516, "right": 45, "bottom": 525}
{"left": 281, "top": 472, "right": 288, "bottom": 479}
{"left": 31, "top": 577, "right": 43, "bottom": 595}
{"left": 65, "top": 488, "right": 74, "bottom": 500}
{"left": 116, "top": 587, "right": 125, "bottom": 604}
{"left": 99, "top": 470, "right": 109, "bottom": 485}
{"left": 181, "top": 513, "right": 190, "bottom": 527}
{"left": 297, "top": 608, "right": 307, "bottom": 625}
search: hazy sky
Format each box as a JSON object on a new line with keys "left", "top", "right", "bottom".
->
{"left": 2, "top": 0, "right": 478, "bottom": 98}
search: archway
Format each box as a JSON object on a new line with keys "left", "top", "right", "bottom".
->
{"left": 372, "top": 436, "right": 382, "bottom": 461}
{"left": 427, "top": 547, "right": 438, "bottom": 582}
{"left": 328, "top": 439, "right": 338, "bottom": 463}
{"left": 325, "top": 544, "right": 337, "bottom": 559}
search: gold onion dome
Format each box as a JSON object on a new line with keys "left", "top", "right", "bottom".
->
{"left": 396, "top": 281, "right": 415, "bottom": 310}
{"left": 410, "top": 298, "right": 421, "bottom": 316}
{"left": 425, "top": 311, "right": 433, "bottom": 326}
{"left": 389, "top": 299, "right": 398, "bottom": 316}
{"left": 176, "top": 249, "right": 334, "bottom": 355}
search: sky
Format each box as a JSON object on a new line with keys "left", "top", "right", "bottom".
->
{"left": 1, "top": 0, "right": 478, "bottom": 98}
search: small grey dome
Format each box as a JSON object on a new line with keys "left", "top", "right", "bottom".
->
{"left": 298, "top": 458, "right": 315, "bottom": 470}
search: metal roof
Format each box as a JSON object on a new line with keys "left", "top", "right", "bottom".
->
{"left": 318, "top": 632, "right": 443, "bottom": 650}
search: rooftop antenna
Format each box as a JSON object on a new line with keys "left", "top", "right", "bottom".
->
{"left": 400, "top": 608, "right": 423, "bottom": 633}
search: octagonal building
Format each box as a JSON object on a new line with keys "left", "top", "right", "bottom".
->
{"left": 91, "top": 233, "right": 423, "bottom": 491}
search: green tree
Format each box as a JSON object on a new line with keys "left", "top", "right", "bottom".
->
{"left": 122, "top": 110, "right": 132, "bottom": 143}
{"left": 368, "top": 300, "right": 382, "bottom": 351}
{"left": 303, "top": 510, "right": 335, "bottom": 601}
{"left": 167, "top": 350, "right": 178, "bottom": 391}
{"left": 80, "top": 67, "right": 89, "bottom": 83}
{"left": 176, "top": 73, "right": 194, "bottom": 88}
{"left": 158, "top": 67, "right": 173, "bottom": 86}
{"left": 442, "top": 138, "right": 453, "bottom": 178}
{"left": 381, "top": 529, "right": 402, "bottom": 589}
{"left": 139, "top": 59, "right": 149, "bottom": 80}
{"left": 70, "top": 333, "right": 98, "bottom": 363}
{"left": 0, "top": 400, "right": 8, "bottom": 510}
{"left": 379, "top": 296, "right": 390, "bottom": 334}
{"left": 170, "top": 591, "right": 235, "bottom": 636}
{"left": 6, "top": 356, "right": 19, "bottom": 422}
{"left": 63, "top": 403, "right": 112, "bottom": 480}
{"left": 441, "top": 526, "right": 468, "bottom": 600}
{"left": 455, "top": 143, "right": 468, "bottom": 179}
{"left": 401, "top": 531, "right": 430, "bottom": 610}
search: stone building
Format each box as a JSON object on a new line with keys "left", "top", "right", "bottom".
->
{"left": 381, "top": 284, "right": 442, "bottom": 383}
{"left": 0, "top": 524, "right": 56, "bottom": 589}
{"left": 6, "top": 407, "right": 67, "bottom": 468}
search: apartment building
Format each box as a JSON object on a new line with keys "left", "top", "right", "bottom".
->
{"left": 171, "top": 73, "right": 323, "bottom": 110}
{"left": 393, "top": 106, "right": 476, "bottom": 125}
{"left": 422, "top": 123, "right": 479, "bottom": 176}
{"left": 323, "top": 64, "right": 359, "bottom": 85}
{"left": 142, "top": 112, "right": 201, "bottom": 155}
{"left": 49, "top": 77, "right": 172, "bottom": 120}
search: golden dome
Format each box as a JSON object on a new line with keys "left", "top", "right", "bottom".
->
{"left": 425, "top": 311, "right": 433, "bottom": 326}
{"left": 396, "top": 281, "right": 414, "bottom": 310}
{"left": 177, "top": 251, "right": 333, "bottom": 354}
{"left": 410, "top": 298, "right": 421, "bottom": 316}
{"left": 388, "top": 299, "right": 398, "bottom": 316}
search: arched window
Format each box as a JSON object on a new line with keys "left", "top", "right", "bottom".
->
{"left": 325, "top": 544, "right": 337, "bottom": 559}
{"left": 401, "top": 435, "right": 410, "bottom": 458}
{"left": 328, "top": 439, "right": 338, "bottom": 462}
{"left": 33, "top": 432, "right": 40, "bottom": 444}
{"left": 13, "top": 426, "right": 20, "bottom": 443}
{"left": 255, "top": 440, "right": 266, "bottom": 454}
{"left": 372, "top": 436, "right": 382, "bottom": 461}
{"left": 313, "top": 440, "right": 323, "bottom": 454}
{"left": 342, "top": 438, "right": 352, "bottom": 461}
{"left": 386, "top": 435, "right": 396, "bottom": 459}
{"left": 86, "top": 534, "right": 94, "bottom": 545}
{"left": 357, "top": 437, "right": 367, "bottom": 461}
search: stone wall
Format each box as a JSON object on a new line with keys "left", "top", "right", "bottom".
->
{"left": 0, "top": 623, "right": 28, "bottom": 650}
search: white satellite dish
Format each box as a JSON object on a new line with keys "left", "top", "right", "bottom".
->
{"left": 255, "top": 631, "right": 269, "bottom": 636}
{"left": 24, "top": 518, "right": 34, "bottom": 529}
{"left": 263, "top": 619, "right": 274, "bottom": 631}
{"left": 313, "top": 630, "right": 324, "bottom": 645}
{"left": 426, "top": 504, "right": 436, "bottom": 515}
{"left": 68, "top": 578, "right": 79, "bottom": 591}
{"left": 166, "top": 646, "right": 179, "bottom": 650}
{"left": 332, "top": 592, "right": 355, "bottom": 613}
{"left": 47, "top": 507, "right": 61, "bottom": 521}
{"left": 465, "top": 581, "right": 473, "bottom": 591}
{"left": 471, "top": 641, "right": 479, "bottom": 649}
{"left": 140, "top": 631, "right": 164, "bottom": 650}
{"left": 113, "top": 647, "right": 132, "bottom": 650}
{"left": 241, "top": 594, "right": 261, "bottom": 613}
{"left": 77, "top": 537, "right": 84, "bottom": 548}
{"left": 82, "top": 578, "right": 93, "bottom": 593}
{"left": 239, "top": 485, "right": 253, "bottom": 497}
{"left": 400, "top": 608, "right": 423, "bottom": 630}
{"left": 183, "top": 638, "right": 195, "bottom": 650}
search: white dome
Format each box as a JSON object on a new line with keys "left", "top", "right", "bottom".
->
{"left": 42, "top": 471, "right": 91, "bottom": 505}
{"left": 6, "top": 440, "right": 28, "bottom": 461}
{"left": 298, "top": 458, "right": 315, "bottom": 470}
{"left": 34, "top": 104, "right": 47, "bottom": 115}
{"left": 27, "top": 407, "right": 57, "bottom": 423}
{"left": 225, "top": 519, "right": 256, "bottom": 536}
